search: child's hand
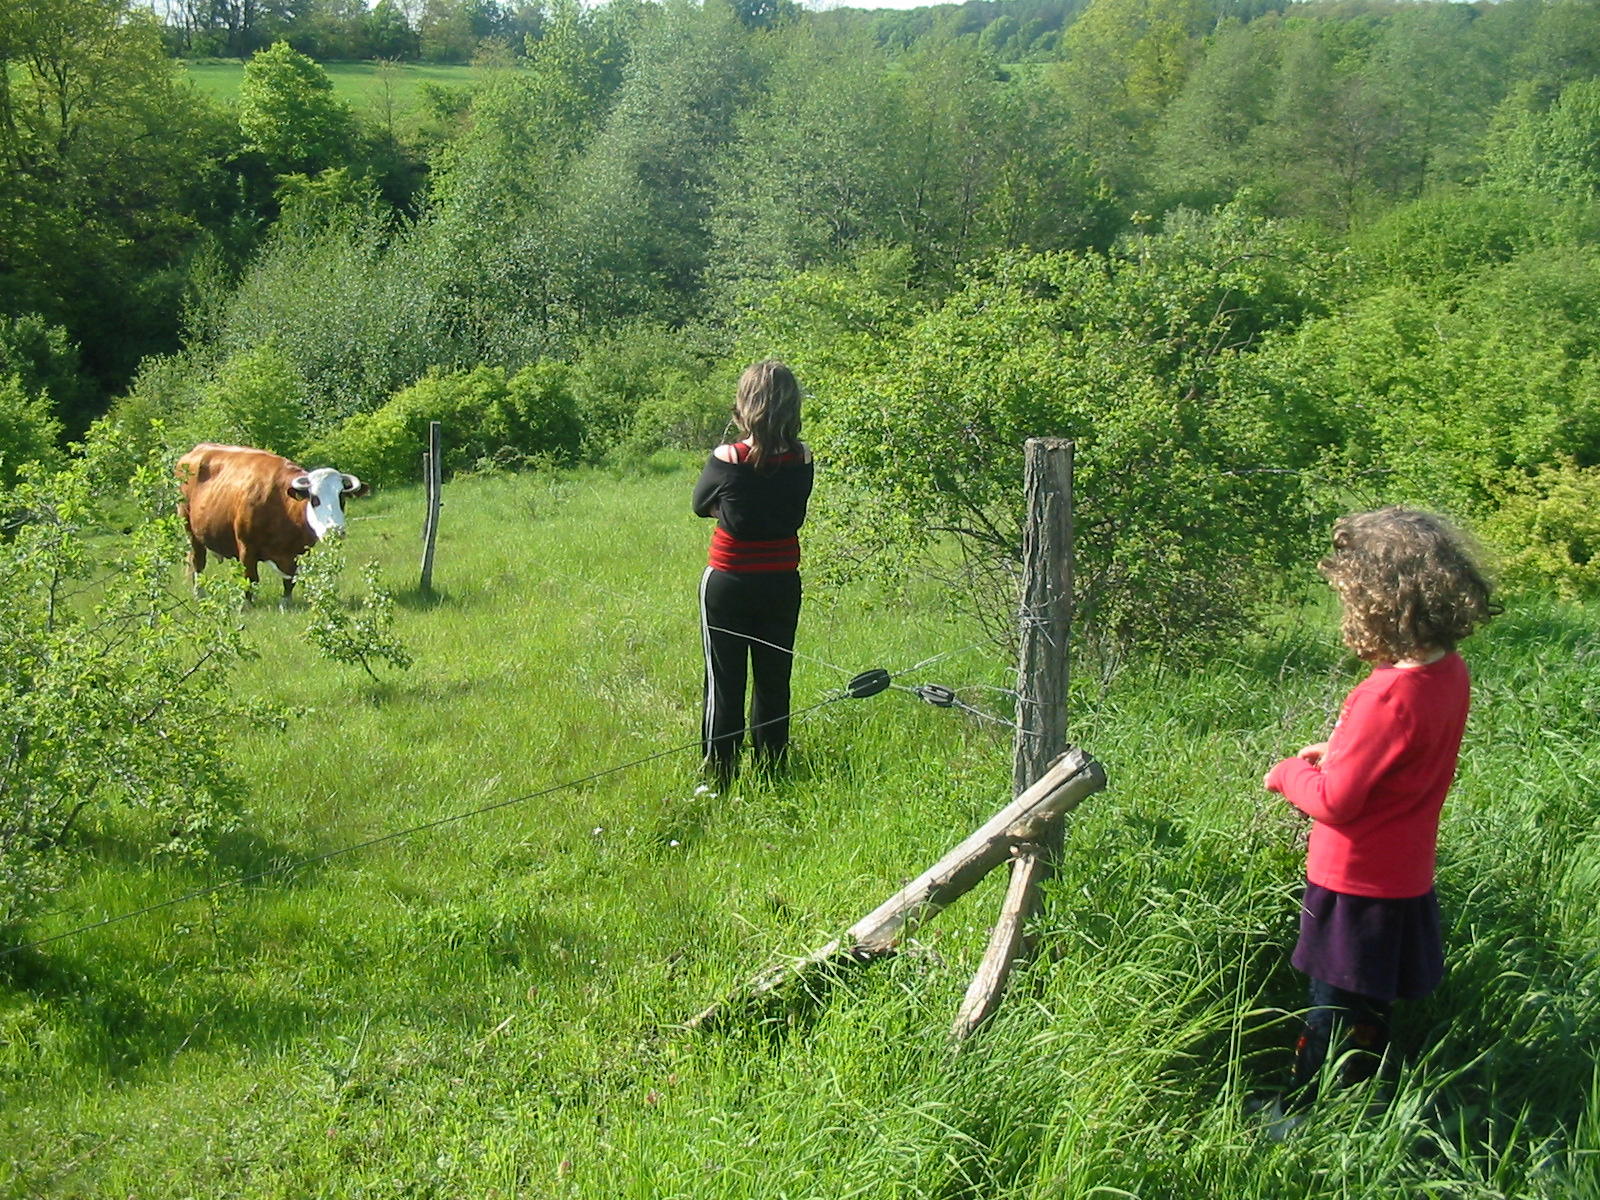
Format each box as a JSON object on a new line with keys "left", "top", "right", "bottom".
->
{"left": 1297, "top": 742, "right": 1329, "bottom": 765}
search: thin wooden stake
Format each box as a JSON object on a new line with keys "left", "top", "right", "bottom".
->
{"left": 420, "top": 421, "right": 442, "bottom": 595}
{"left": 950, "top": 843, "right": 1046, "bottom": 1042}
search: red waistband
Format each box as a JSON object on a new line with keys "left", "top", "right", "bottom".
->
{"left": 709, "top": 526, "right": 800, "bottom": 572}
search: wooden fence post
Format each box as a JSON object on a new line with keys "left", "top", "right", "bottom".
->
{"left": 952, "top": 437, "right": 1074, "bottom": 1043}
{"left": 1013, "top": 437, "right": 1074, "bottom": 798}
{"left": 420, "top": 421, "right": 442, "bottom": 596}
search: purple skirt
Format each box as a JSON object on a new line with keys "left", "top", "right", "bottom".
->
{"left": 1291, "top": 880, "right": 1444, "bottom": 1002}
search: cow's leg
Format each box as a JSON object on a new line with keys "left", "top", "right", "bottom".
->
{"left": 187, "top": 538, "right": 207, "bottom": 589}
{"left": 278, "top": 560, "right": 298, "bottom": 605}
{"left": 239, "top": 549, "right": 261, "bottom": 604}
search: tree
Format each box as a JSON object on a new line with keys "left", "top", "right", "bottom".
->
{"left": 559, "top": 0, "right": 760, "bottom": 324}
{"left": 1149, "top": 17, "right": 1282, "bottom": 209}
{"left": 0, "top": 0, "right": 232, "bottom": 405}
{"left": 237, "top": 40, "right": 357, "bottom": 176}
{"left": 1049, "top": 0, "right": 1213, "bottom": 192}
{"left": 809, "top": 211, "right": 1333, "bottom": 657}
{"left": 1488, "top": 77, "right": 1600, "bottom": 202}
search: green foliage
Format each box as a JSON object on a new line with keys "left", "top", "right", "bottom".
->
{"left": 730, "top": 244, "right": 921, "bottom": 384}
{"left": 211, "top": 201, "right": 473, "bottom": 423}
{"left": 298, "top": 543, "right": 413, "bottom": 680}
{"left": 0, "top": 377, "right": 65, "bottom": 489}
{"left": 810, "top": 212, "right": 1334, "bottom": 657}
{"left": 0, "top": 0, "right": 233, "bottom": 397}
{"left": 1268, "top": 247, "right": 1600, "bottom": 515}
{"left": 308, "top": 363, "right": 581, "bottom": 487}
{"left": 0, "top": 315, "right": 92, "bottom": 436}
{"left": 188, "top": 343, "right": 310, "bottom": 458}
{"left": 238, "top": 41, "right": 358, "bottom": 176}
{"left": 1350, "top": 189, "right": 1566, "bottom": 294}
{"left": 569, "top": 321, "right": 716, "bottom": 457}
{"left": 1481, "top": 459, "right": 1600, "bottom": 600}
{"left": 0, "top": 435, "right": 258, "bottom": 933}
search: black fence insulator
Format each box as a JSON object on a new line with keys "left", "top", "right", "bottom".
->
{"left": 846, "top": 668, "right": 892, "bottom": 699}
{"left": 915, "top": 684, "right": 957, "bottom": 707}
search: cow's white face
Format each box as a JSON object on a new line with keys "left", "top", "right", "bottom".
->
{"left": 291, "top": 468, "right": 365, "bottom": 541}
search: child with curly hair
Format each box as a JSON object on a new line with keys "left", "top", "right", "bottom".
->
{"left": 1263, "top": 507, "right": 1496, "bottom": 1128}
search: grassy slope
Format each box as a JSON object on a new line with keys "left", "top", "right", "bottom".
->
{"left": 2, "top": 466, "right": 1600, "bottom": 1198}
{"left": 181, "top": 60, "right": 476, "bottom": 130}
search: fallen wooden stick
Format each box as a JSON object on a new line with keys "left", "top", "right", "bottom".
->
{"left": 686, "top": 747, "right": 1106, "bottom": 1031}
{"left": 950, "top": 841, "right": 1048, "bottom": 1044}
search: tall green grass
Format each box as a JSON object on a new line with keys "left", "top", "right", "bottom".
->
{"left": 2, "top": 466, "right": 1598, "bottom": 1197}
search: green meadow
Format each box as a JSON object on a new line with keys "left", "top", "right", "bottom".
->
{"left": 3, "top": 464, "right": 1600, "bottom": 1197}
{"left": 181, "top": 59, "right": 477, "bottom": 127}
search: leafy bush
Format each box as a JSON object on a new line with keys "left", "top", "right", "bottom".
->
{"left": 100, "top": 351, "right": 212, "bottom": 482}
{"left": 499, "top": 362, "right": 583, "bottom": 466}
{"left": 1481, "top": 460, "right": 1600, "bottom": 600}
{"left": 569, "top": 322, "right": 716, "bottom": 458}
{"left": 0, "top": 315, "right": 93, "bottom": 435}
{"left": 189, "top": 343, "right": 310, "bottom": 457}
{"left": 0, "top": 376, "right": 64, "bottom": 488}
{"left": 0, "top": 435, "right": 260, "bottom": 934}
{"left": 298, "top": 542, "right": 414, "bottom": 680}
{"left": 307, "top": 362, "right": 581, "bottom": 486}
{"left": 1265, "top": 249, "right": 1600, "bottom": 516}
{"left": 807, "top": 213, "right": 1334, "bottom": 658}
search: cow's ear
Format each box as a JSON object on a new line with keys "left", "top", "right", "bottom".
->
{"left": 341, "top": 474, "right": 369, "bottom": 498}
{"left": 288, "top": 474, "right": 314, "bottom": 501}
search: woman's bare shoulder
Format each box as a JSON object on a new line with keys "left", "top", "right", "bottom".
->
{"left": 713, "top": 443, "right": 739, "bottom": 463}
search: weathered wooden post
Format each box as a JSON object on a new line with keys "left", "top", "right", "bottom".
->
{"left": 1013, "top": 437, "right": 1074, "bottom": 798}
{"left": 420, "top": 421, "right": 442, "bottom": 596}
{"left": 952, "top": 437, "right": 1073, "bottom": 1042}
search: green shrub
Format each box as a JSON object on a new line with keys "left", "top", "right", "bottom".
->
{"left": 308, "top": 362, "right": 582, "bottom": 486}
{"left": 1482, "top": 459, "right": 1600, "bottom": 599}
{"left": 569, "top": 323, "right": 716, "bottom": 459}
{"left": 807, "top": 214, "right": 1333, "bottom": 658}
{"left": 0, "top": 438, "right": 258, "bottom": 934}
{"left": 0, "top": 315, "right": 93, "bottom": 435}
{"left": 499, "top": 361, "right": 582, "bottom": 466}
{"left": 191, "top": 343, "right": 310, "bottom": 457}
{"left": 0, "top": 376, "right": 65, "bottom": 488}
{"left": 616, "top": 370, "right": 727, "bottom": 460}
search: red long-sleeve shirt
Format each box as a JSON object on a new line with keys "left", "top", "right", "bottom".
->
{"left": 1265, "top": 653, "right": 1470, "bottom": 899}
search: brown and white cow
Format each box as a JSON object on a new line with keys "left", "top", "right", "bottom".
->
{"left": 176, "top": 443, "right": 369, "bottom": 602}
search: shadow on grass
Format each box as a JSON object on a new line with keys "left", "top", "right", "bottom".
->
{"left": 395, "top": 585, "right": 450, "bottom": 611}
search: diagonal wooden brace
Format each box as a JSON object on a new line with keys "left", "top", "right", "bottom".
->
{"left": 686, "top": 747, "right": 1106, "bottom": 1031}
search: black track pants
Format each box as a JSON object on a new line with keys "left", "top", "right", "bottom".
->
{"left": 700, "top": 567, "right": 802, "bottom": 778}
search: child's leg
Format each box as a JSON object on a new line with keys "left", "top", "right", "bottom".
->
{"left": 1289, "top": 978, "right": 1392, "bottom": 1104}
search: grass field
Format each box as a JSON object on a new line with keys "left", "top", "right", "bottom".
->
{"left": 3, "top": 464, "right": 1599, "bottom": 1197}
{"left": 181, "top": 59, "right": 478, "bottom": 130}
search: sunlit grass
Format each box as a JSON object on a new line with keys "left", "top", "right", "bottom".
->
{"left": 3, "top": 466, "right": 1599, "bottom": 1197}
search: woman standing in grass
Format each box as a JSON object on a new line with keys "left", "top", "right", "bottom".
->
{"left": 692, "top": 361, "right": 814, "bottom": 784}
{"left": 1263, "top": 507, "right": 1496, "bottom": 1125}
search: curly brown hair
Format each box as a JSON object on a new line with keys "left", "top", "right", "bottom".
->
{"left": 1320, "top": 507, "right": 1497, "bottom": 662}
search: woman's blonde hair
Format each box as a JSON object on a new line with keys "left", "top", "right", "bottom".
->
{"left": 1320, "top": 506, "right": 1496, "bottom": 662}
{"left": 733, "top": 360, "right": 802, "bottom": 473}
